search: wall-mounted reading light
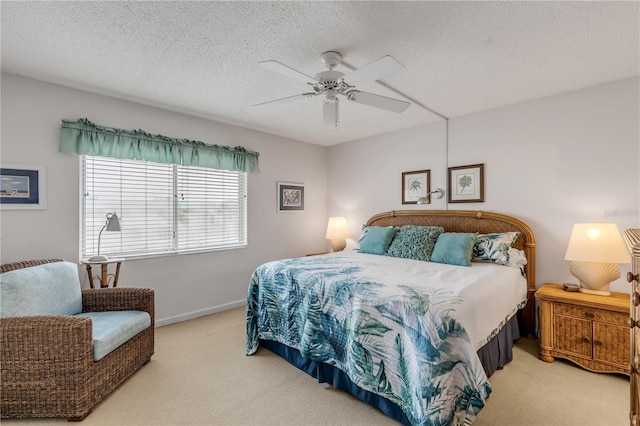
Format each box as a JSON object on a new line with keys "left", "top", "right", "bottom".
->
{"left": 417, "top": 188, "right": 444, "bottom": 204}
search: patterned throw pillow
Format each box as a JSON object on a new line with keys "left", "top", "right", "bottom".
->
{"left": 472, "top": 232, "right": 520, "bottom": 265}
{"left": 386, "top": 225, "right": 444, "bottom": 262}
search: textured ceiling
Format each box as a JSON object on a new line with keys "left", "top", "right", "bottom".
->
{"left": 2, "top": 1, "right": 638, "bottom": 146}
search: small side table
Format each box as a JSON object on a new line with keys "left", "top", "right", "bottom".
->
{"left": 535, "top": 283, "right": 629, "bottom": 375}
{"left": 81, "top": 258, "right": 125, "bottom": 288}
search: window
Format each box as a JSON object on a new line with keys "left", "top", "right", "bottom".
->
{"left": 82, "top": 156, "right": 247, "bottom": 259}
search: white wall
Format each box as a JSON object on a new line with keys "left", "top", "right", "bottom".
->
{"left": 0, "top": 73, "right": 328, "bottom": 325}
{"left": 329, "top": 77, "right": 639, "bottom": 294}
{"left": 327, "top": 121, "right": 448, "bottom": 243}
{"left": 2, "top": 74, "right": 638, "bottom": 326}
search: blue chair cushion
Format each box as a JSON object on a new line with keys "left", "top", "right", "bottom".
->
{"left": 76, "top": 311, "right": 151, "bottom": 361}
{"left": 0, "top": 262, "right": 82, "bottom": 318}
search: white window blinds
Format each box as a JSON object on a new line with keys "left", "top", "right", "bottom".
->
{"left": 82, "top": 156, "right": 247, "bottom": 259}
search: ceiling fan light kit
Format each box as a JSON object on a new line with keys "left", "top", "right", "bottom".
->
{"left": 255, "top": 51, "right": 411, "bottom": 128}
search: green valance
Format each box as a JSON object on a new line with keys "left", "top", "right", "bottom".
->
{"left": 59, "top": 118, "right": 260, "bottom": 173}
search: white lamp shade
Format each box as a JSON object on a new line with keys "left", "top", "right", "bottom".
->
{"left": 564, "top": 223, "right": 630, "bottom": 263}
{"left": 325, "top": 217, "right": 351, "bottom": 240}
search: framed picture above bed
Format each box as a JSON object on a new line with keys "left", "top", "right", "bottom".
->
{"left": 448, "top": 163, "right": 485, "bottom": 203}
{"left": 277, "top": 182, "right": 304, "bottom": 212}
{"left": 401, "top": 169, "right": 430, "bottom": 204}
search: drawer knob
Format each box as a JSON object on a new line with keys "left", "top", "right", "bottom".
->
{"left": 633, "top": 292, "right": 640, "bottom": 306}
{"left": 595, "top": 340, "right": 603, "bottom": 346}
{"left": 629, "top": 271, "right": 639, "bottom": 283}
{"left": 581, "top": 336, "right": 590, "bottom": 343}
{"left": 584, "top": 311, "right": 595, "bottom": 319}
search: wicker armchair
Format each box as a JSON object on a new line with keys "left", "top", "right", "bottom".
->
{"left": 0, "top": 259, "right": 154, "bottom": 421}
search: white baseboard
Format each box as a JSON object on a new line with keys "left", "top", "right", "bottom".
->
{"left": 155, "top": 299, "right": 245, "bottom": 327}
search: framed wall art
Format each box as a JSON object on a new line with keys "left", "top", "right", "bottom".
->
{"left": 448, "top": 163, "right": 484, "bottom": 203}
{"left": 0, "top": 163, "right": 47, "bottom": 209}
{"left": 402, "top": 169, "right": 430, "bottom": 204}
{"left": 277, "top": 182, "right": 304, "bottom": 212}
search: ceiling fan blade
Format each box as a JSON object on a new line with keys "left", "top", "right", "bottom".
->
{"left": 323, "top": 98, "right": 339, "bottom": 127}
{"left": 341, "top": 55, "right": 404, "bottom": 87}
{"left": 253, "top": 92, "right": 316, "bottom": 108}
{"left": 346, "top": 90, "right": 410, "bottom": 113}
{"left": 258, "top": 60, "right": 317, "bottom": 85}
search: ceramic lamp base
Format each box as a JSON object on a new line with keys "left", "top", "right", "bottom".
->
{"left": 579, "top": 287, "right": 611, "bottom": 296}
{"left": 330, "top": 239, "right": 346, "bottom": 252}
{"left": 570, "top": 260, "right": 620, "bottom": 297}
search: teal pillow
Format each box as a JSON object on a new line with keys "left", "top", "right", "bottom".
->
{"left": 472, "top": 232, "right": 520, "bottom": 265}
{"left": 358, "top": 226, "right": 398, "bottom": 255}
{"left": 386, "top": 225, "right": 444, "bottom": 261}
{"left": 356, "top": 225, "right": 372, "bottom": 250}
{"left": 431, "top": 233, "right": 478, "bottom": 267}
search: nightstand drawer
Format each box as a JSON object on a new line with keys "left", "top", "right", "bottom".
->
{"left": 554, "top": 315, "right": 592, "bottom": 357}
{"left": 593, "top": 322, "right": 630, "bottom": 366}
{"left": 555, "top": 302, "right": 628, "bottom": 326}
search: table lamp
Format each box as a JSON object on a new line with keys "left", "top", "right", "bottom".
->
{"left": 564, "top": 223, "right": 630, "bottom": 296}
{"left": 88, "top": 212, "right": 121, "bottom": 261}
{"left": 325, "top": 217, "right": 351, "bottom": 252}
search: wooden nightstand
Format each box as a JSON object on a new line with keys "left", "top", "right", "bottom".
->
{"left": 535, "top": 283, "right": 630, "bottom": 375}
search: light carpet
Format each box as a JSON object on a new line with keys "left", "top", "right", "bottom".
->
{"left": 4, "top": 307, "right": 628, "bottom": 425}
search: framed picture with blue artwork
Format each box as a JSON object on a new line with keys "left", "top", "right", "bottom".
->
{"left": 0, "top": 163, "right": 47, "bottom": 209}
{"left": 448, "top": 163, "right": 484, "bottom": 203}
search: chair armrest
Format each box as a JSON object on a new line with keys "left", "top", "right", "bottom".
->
{"left": 82, "top": 288, "right": 155, "bottom": 327}
{"left": 1, "top": 315, "right": 93, "bottom": 366}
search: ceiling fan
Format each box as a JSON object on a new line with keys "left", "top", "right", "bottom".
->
{"left": 254, "top": 51, "right": 411, "bottom": 128}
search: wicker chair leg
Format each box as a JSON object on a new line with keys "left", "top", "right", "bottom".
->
{"left": 68, "top": 410, "right": 92, "bottom": 422}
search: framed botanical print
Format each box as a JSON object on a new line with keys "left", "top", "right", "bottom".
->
{"left": 402, "top": 169, "right": 430, "bottom": 204}
{"left": 448, "top": 163, "right": 484, "bottom": 203}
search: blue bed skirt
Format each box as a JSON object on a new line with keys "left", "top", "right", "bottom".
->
{"left": 259, "top": 314, "right": 520, "bottom": 425}
{"left": 260, "top": 339, "right": 411, "bottom": 425}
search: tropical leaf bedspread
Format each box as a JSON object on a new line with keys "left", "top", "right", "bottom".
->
{"left": 246, "top": 252, "right": 527, "bottom": 425}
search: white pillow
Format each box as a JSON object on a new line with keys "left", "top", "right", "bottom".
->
{"left": 508, "top": 248, "right": 528, "bottom": 268}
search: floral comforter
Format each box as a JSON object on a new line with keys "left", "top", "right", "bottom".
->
{"left": 246, "top": 252, "right": 526, "bottom": 425}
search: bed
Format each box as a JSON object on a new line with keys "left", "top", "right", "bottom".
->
{"left": 246, "top": 210, "right": 536, "bottom": 425}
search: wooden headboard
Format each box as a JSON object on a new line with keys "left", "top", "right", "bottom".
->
{"left": 367, "top": 210, "right": 537, "bottom": 337}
